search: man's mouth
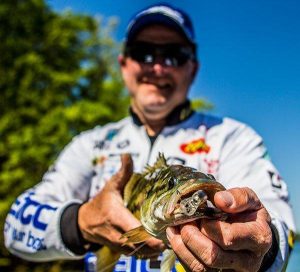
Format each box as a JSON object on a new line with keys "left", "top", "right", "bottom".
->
{"left": 144, "top": 81, "right": 173, "bottom": 92}
{"left": 140, "top": 76, "right": 174, "bottom": 92}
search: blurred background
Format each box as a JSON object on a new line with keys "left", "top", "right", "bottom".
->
{"left": 0, "top": 0, "right": 299, "bottom": 270}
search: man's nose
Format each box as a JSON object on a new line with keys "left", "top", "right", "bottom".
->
{"left": 152, "top": 57, "right": 167, "bottom": 75}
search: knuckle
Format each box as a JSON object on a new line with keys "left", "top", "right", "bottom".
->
{"left": 189, "top": 259, "right": 206, "bottom": 272}
{"left": 223, "top": 237, "right": 233, "bottom": 248}
{"left": 181, "top": 227, "right": 195, "bottom": 245}
{"left": 236, "top": 186, "right": 262, "bottom": 210}
{"left": 258, "top": 227, "right": 273, "bottom": 251}
{"left": 222, "top": 226, "right": 234, "bottom": 249}
{"left": 201, "top": 244, "right": 219, "bottom": 267}
{"left": 102, "top": 207, "right": 112, "bottom": 218}
{"left": 240, "top": 187, "right": 253, "bottom": 203}
{"left": 230, "top": 187, "right": 250, "bottom": 208}
{"left": 265, "top": 212, "right": 272, "bottom": 223}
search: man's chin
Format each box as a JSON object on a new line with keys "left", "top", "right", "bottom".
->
{"left": 143, "top": 103, "right": 172, "bottom": 119}
{"left": 144, "top": 102, "right": 169, "bottom": 112}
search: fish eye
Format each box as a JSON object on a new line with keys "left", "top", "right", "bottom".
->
{"left": 168, "top": 178, "right": 176, "bottom": 189}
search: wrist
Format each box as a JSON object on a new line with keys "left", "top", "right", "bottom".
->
{"left": 60, "top": 203, "right": 101, "bottom": 255}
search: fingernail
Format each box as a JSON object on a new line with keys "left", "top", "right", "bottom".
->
{"left": 219, "top": 191, "right": 234, "bottom": 207}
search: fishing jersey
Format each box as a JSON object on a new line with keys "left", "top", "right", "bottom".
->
{"left": 4, "top": 110, "right": 295, "bottom": 271}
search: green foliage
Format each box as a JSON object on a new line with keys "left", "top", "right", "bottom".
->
{"left": 191, "top": 98, "right": 213, "bottom": 112}
{"left": 0, "top": 0, "right": 128, "bottom": 270}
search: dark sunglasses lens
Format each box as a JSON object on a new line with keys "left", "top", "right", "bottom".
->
{"left": 126, "top": 43, "right": 194, "bottom": 67}
{"left": 163, "top": 47, "right": 192, "bottom": 67}
{"left": 126, "top": 44, "right": 154, "bottom": 63}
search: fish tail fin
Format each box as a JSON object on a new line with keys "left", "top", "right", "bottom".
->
{"left": 96, "top": 246, "right": 120, "bottom": 272}
{"left": 121, "top": 225, "right": 152, "bottom": 245}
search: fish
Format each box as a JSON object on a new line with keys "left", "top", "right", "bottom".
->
{"left": 96, "top": 153, "right": 227, "bottom": 271}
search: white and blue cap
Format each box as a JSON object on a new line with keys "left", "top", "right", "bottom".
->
{"left": 125, "top": 3, "right": 196, "bottom": 46}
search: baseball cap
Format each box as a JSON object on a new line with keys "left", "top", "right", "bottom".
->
{"left": 125, "top": 3, "right": 196, "bottom": 46}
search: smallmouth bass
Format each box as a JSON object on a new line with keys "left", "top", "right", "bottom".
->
{"left": 97, "top": 153, "right": 226, "bottom": 271}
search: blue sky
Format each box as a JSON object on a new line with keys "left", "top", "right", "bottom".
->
{"left": 47, "top": 0, "right": 300, "bottom": 229}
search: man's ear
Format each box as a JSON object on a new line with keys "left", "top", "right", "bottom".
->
{"left": 118, "top": 54, "right": 126, "bottom": 66}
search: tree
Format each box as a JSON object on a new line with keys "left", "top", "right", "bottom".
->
{"left": 0, "top": 0, "right": 128, "bottom": 270}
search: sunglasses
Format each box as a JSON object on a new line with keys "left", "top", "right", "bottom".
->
{"left": 124, "top": 42, "right": 196, "bottom": 67}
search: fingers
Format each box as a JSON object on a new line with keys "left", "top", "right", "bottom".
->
{"left": 112, "top": 204, "right": 142, "bottom": 232}
{"left": 167, "top": 224, "right": 263, "bottom": 272}
{"left": 200, "top": 218, "right": 272, "bottom": 254}
{"left": 78, "top": 190, "right": 138, "bottom": 242}
{"left": 167, "top": 188, "right": 272, "bottom": 271}
{"left": 145, "top": 237, "right": 166, "bottom": 252}
{"left": 105, "top": 206, "right": 165, "bottom": 253}
{"left": 214, "top": 187, "right": 264, "bottom": 213}
{"left": 167, "top": 226, "right": 209, "bottom": 271}
{"left": 131, "top": 238, "right": 166, "bottom": 259}
{"left": 109, "top": 153, "right": 133, "bottom": 191}
{"left": 210, "top": 188, "right": 271, "bottom": 255}
{"left": 95, "top": 222, "right": 136, "bottom": 254}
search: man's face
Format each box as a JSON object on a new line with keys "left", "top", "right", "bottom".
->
{"left": 119, "top": 25, "right": 198, "bottom": 121}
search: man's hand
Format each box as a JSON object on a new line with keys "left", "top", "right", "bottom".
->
{"left": 167, "top": 187, "right": 273, "bottom": 272}
{"left": 78, "top": 154, "right": 164, "bottom": 257}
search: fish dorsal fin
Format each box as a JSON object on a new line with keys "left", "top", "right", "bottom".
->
{"left": 161, "top": 249, "right": 177, "bottom": 272}
{"left": 121, "top": 225, "right": 152, "bottom": 245}
{"left": 144, "top": 153, "right": 168, "bottom": 176}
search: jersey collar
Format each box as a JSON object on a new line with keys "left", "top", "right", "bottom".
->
{"left": 130, "top": 100, "right": 194, "bottom": 127}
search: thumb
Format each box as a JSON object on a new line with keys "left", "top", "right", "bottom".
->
{"left": 214, "top": 187, "right": 263, "bottom": 213}
{"left": 109, "top": 153, "right": 133, "bottom": 191}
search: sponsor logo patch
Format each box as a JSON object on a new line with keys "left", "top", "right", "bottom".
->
{"left": 94, "top": 129, "right": 120, "bottom": 150}
{"left": 203, "top": 158, "right": 219, "bottom": 175}
{"left": 9, "top": 191, "right": 57, "bottom": 231}
{"left": 268, "top": 171, "right": 282, "bottom": 189}
{"left": 288, "top": 230, "right": 295, "bottom": 249}
{"left": 180, "top": 138, "right": 210, "bottom": 154}
{"left": 113, "top": 254, "right": 184, "bottom": 272}
{"left": 117, "top": 140, "right": 130, "bottom": 149}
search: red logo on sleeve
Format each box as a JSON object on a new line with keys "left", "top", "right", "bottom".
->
{"left": 180, "top": 138, "right": 210, "bottom": 154}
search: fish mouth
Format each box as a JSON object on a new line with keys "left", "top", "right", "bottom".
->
{"left": 164, "top": 179, "right": 227, "bottom": 223}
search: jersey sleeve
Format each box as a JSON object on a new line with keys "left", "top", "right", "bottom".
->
{"left": 4, "top": 129, "right": 98, "bottom": 261}
{"left": 218, "top": 119, "right": 296, "bottom": 271}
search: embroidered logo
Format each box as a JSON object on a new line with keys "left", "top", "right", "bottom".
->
{"left": 180, "top": 138, "right": 210, "bottom": 154}
{"left": 203, "top": 158, "right": 219, "bottom": 174}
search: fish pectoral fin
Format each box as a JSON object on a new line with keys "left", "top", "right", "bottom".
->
{"left": 121, "top": 225, "right": 152, "bottom": 245}
{"left": 97, "top": 246, "right": 121, "bottom": 272}
{"left": 161, "top": 249, "right": 177, "bottom": 272}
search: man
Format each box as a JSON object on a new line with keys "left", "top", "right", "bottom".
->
{"left": 4, "top": 3, "right": 295, "bottom": 271}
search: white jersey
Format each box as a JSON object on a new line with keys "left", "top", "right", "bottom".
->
{"left": 4, "top": 110, "right": 295, "bottom": 271}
